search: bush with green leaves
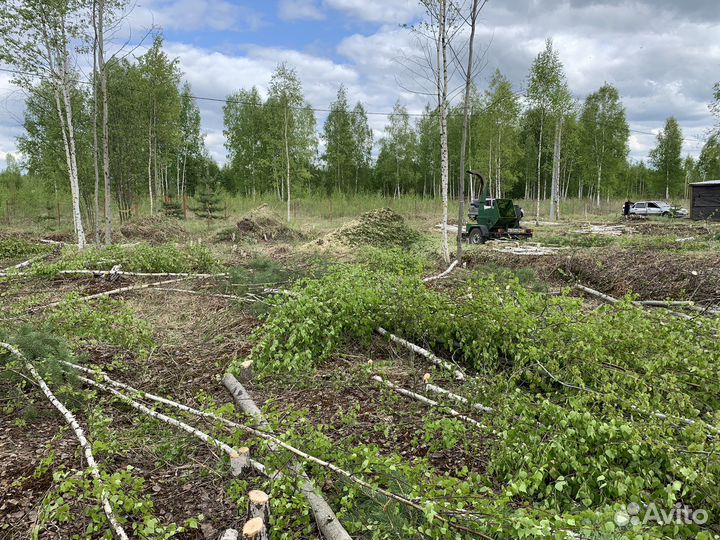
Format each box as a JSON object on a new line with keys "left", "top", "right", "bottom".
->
{"left": 46, "top": 294, "right": 154, "bottom": 356}
{"left": 244, "top": 252, "right": 720, "bottom": 538}
{"left": 32, "top": 242, "right": 221, "bottom": 277}
{"left": 0, "top": 238, "right": 53, "bottom": 261}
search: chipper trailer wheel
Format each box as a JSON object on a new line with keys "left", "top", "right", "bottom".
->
{"left": 468, "top": 228, "right": 486, "bottom": 244}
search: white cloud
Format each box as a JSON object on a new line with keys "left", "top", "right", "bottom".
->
{"left": 126, "top": 0, "right": 264, "bottom": 33}
{"left": 279, "top": 0, "right": 325, "bottom": 21}
{"left": 324, "top": 0, "right": 422, "bottom": 23}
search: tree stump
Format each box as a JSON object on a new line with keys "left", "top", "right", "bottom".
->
{"left": 247, "top": 489, "right": 270, "bottom": 524}
{"left": 242, "top": 517, "right": 267, "bottom": 540}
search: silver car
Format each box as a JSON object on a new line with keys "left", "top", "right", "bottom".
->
{"left": 628, "top": 201, "right": 688, "bottom": 217}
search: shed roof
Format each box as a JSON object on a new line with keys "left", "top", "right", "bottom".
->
{"left": 689, "top": 180, "right": 720, "bottom": 186}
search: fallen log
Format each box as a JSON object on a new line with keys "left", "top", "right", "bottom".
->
{"left": 376, "top": 327, "right": 465, "bottom": 380}
{"left": 372, "top": 375, "right": 483, "bottom": 428}
{"left": 2, "top": 247, "right": 59, "bottom": 274}
{"left": 0, "top": 343, "right": 129, "bottom": 540}
{"left": 58, "top": 269, "right": 229, "bottom": 279}
{"left": 60, "top": 361, "right": 492, "bottom": 537}
{"left": 223, "top": 374, "right": 352, "bottom": 540}
{"left": 422, "top": 259, "right": 458, "bottom": 283}
{"left": 424, "top": 379, "right": 493, "bottom": 413}
{"left": 35, "top": 276, "right": 191, "bottom": 311}
{"left": 77, "top": 375, "right": 254, "bottom": 476}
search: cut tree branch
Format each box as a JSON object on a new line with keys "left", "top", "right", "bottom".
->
{"left": 376, "top": 327, "right": 465, "bottom": 380}
{"left": 0, "top": 343, "right": 129, "bottom": 540}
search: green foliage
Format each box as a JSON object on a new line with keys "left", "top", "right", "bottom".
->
{"left": 32, "top": 242, "right": 221, "bottom": 276}
{"left": 245, "top": 254, "right": 425, "bottom": 374}
{"left": 0, "top": 238, "right": 52, "bottom": 260}
{"left": 246, "top": 259, "right": 720, "bottom": 538}
{"left": 35, "top": 466, "right": 201, "bottom": 540}
{"left": 46, "top": 294, "right": 154, "bottom": 356}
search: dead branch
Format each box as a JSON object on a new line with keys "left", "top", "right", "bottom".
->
{"left": 423, "top": 259, "right": 459, "bottom": 283}
{"left": 76, "top": 375, "right": 255, "bottom": 476}
{"left": 35, "top": 276, "right": 191, "bottom": 311}
{"left": 0, "top": 343, "right": 129, "bottom": 540}
{"left": 376, "top": 327, "right": 465, "bottom": 380}
{"left": 59, "top": 361, "right": 493, "bottom": 537}
{"left": 223, "top": 374, "right": 352, "bottom": 540}
{"left": 58, "top": 269, "right": 229, "bottom": 278}
{"left": 372, "top": 375, "right": 483, "bottom": 428}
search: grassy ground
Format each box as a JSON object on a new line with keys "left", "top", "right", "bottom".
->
{"left": 1, "top": 200, "right": 719, "bottom": 540}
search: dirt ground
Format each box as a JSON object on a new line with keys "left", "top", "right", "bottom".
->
{"left": 2, "top": 213, "right": 719, "bottom": 539}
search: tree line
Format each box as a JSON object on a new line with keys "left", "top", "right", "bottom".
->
{"left": 1, "top": 0, "right": 720, "bottom": 249}
{"left": 221, "top": 39, "right": 719, "bottom": 210}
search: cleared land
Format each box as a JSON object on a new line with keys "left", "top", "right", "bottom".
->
{"left": 1, "top": 205, "right": 719, "bottom": 540}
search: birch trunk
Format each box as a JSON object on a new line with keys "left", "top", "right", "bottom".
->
{"left": 0, "top": 343, "right": 128, "bottom": 540}
{"left": 549, "top": 119, "right": 562, "bottom": 221}
{"left": 100, "top": 0, "right": 112, "bottom": 246}
{"left": 91, "top": 3, "right": 101, "bottom": 245}
{"left": 439, "top": 0, "right": 450, "bottom": 263}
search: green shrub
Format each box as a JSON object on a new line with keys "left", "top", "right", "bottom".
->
{"left": 0, "top": 238, "right": 53, "bottom": 260}
{"left": 47, "top": 294, "right": 154, "bottom": 356}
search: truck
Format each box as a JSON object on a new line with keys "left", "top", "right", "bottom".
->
{"left": 464, "top": 170, "right": 533, "bottom": 244}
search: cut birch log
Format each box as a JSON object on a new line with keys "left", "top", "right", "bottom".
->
{"left": 219, "top": 529, "right": 239, "bottom": 540}
{"left": 35, "top": 276, "right": 191, "bottom": 311}
{"left": 424, "top": 381, "right": 493, "bottom": 413}
{"left": 422, "top": 259, "right": 458, "bottom": 283}
{"left": 247, "top": 490, "right": 270, "bottom": 524}
{"left": 231, "top": 447, "right": 251, "bottom": 476}
{"left": 223, "top": 374, "right": 352, "bottom": 540}
{"left": 76, "top": 375, "right": 259, "bottom": 476}
{"left": 372, "top": 375, "right": 483, "bottom": 428}
{"left": 58, "top": 269, "right": 229, "bottom": 278}
{"left": 376, "top": 327, "right": 465, "bottom": 380}
{"left": 0, "top": 343, "right": 129, "bottom": 540}
{"left": 60, "top": 361, "right": 494, "bottom": 535}
{"left": 574, "top": 283, "right": 696, "bottom": 321}
{"left": 242, "top": 517, "right": 267, "bottom": 540}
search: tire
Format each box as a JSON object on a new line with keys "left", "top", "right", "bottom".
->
{"left": 661, "top": 211, "right": 670, "bottom": 217}
{"left": 468, "top": 228, "right": 486, "bottom": 245}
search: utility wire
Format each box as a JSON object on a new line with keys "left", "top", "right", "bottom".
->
{"left": 0, "top": 65, "right": 710, "bottom": 144}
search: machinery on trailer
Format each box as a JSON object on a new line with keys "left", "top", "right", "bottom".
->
{"left": 464, "top": 170, "right": 533, "bottom": 244}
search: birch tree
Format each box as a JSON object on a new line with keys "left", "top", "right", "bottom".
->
{"left": 578, "top": 84, "right": 629, "bottom": 206}
{"left": 649, "top": 117, "right": 683, "bottom": 199}
{"left": 0, "top": 0, "right": 88, "bottom": 247}
{"left": 526, "top": 39, "right": 570, "bottom": 223}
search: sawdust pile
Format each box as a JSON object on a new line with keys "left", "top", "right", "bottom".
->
{"left": 308, "top": 208, "right": 420, "bottom": 251}
{"left": 120, "top": 216, "right": 188, "bottom": 243}
{"left": 216, "top": 205, "right": 304, "bottom": 243}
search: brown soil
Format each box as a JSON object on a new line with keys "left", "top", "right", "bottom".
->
{"left": 467, "top": 246, "right": 720, "bottom": 302}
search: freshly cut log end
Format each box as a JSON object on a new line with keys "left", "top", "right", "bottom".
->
{"left": 242, "top": 517, "right": 267, "bottom": 540}
{"left": 247, "top": 489, "right": 270, "bottom": 524}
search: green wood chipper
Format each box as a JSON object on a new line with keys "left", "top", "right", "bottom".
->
{"left": 464, "top": 170, "right": 533, "bottom": 244}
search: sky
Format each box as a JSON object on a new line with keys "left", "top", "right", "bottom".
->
{"left": 1, "top": 0, "right": 719, "bottom": 171}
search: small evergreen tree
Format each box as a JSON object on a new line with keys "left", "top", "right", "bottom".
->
{"left": 193, "top": 173, "right": 223, "bottom": 220}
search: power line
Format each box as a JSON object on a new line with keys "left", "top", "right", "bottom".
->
{"left": 0, "top": 65, "right": 710, "bottom": 145}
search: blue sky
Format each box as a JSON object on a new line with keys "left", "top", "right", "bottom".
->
{"left": 1, "top": 0, "right": 718, "bottom": 170}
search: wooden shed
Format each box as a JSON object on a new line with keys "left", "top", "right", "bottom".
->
{"left": 689, "top": 180, "right": 720, "bottom": 220}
